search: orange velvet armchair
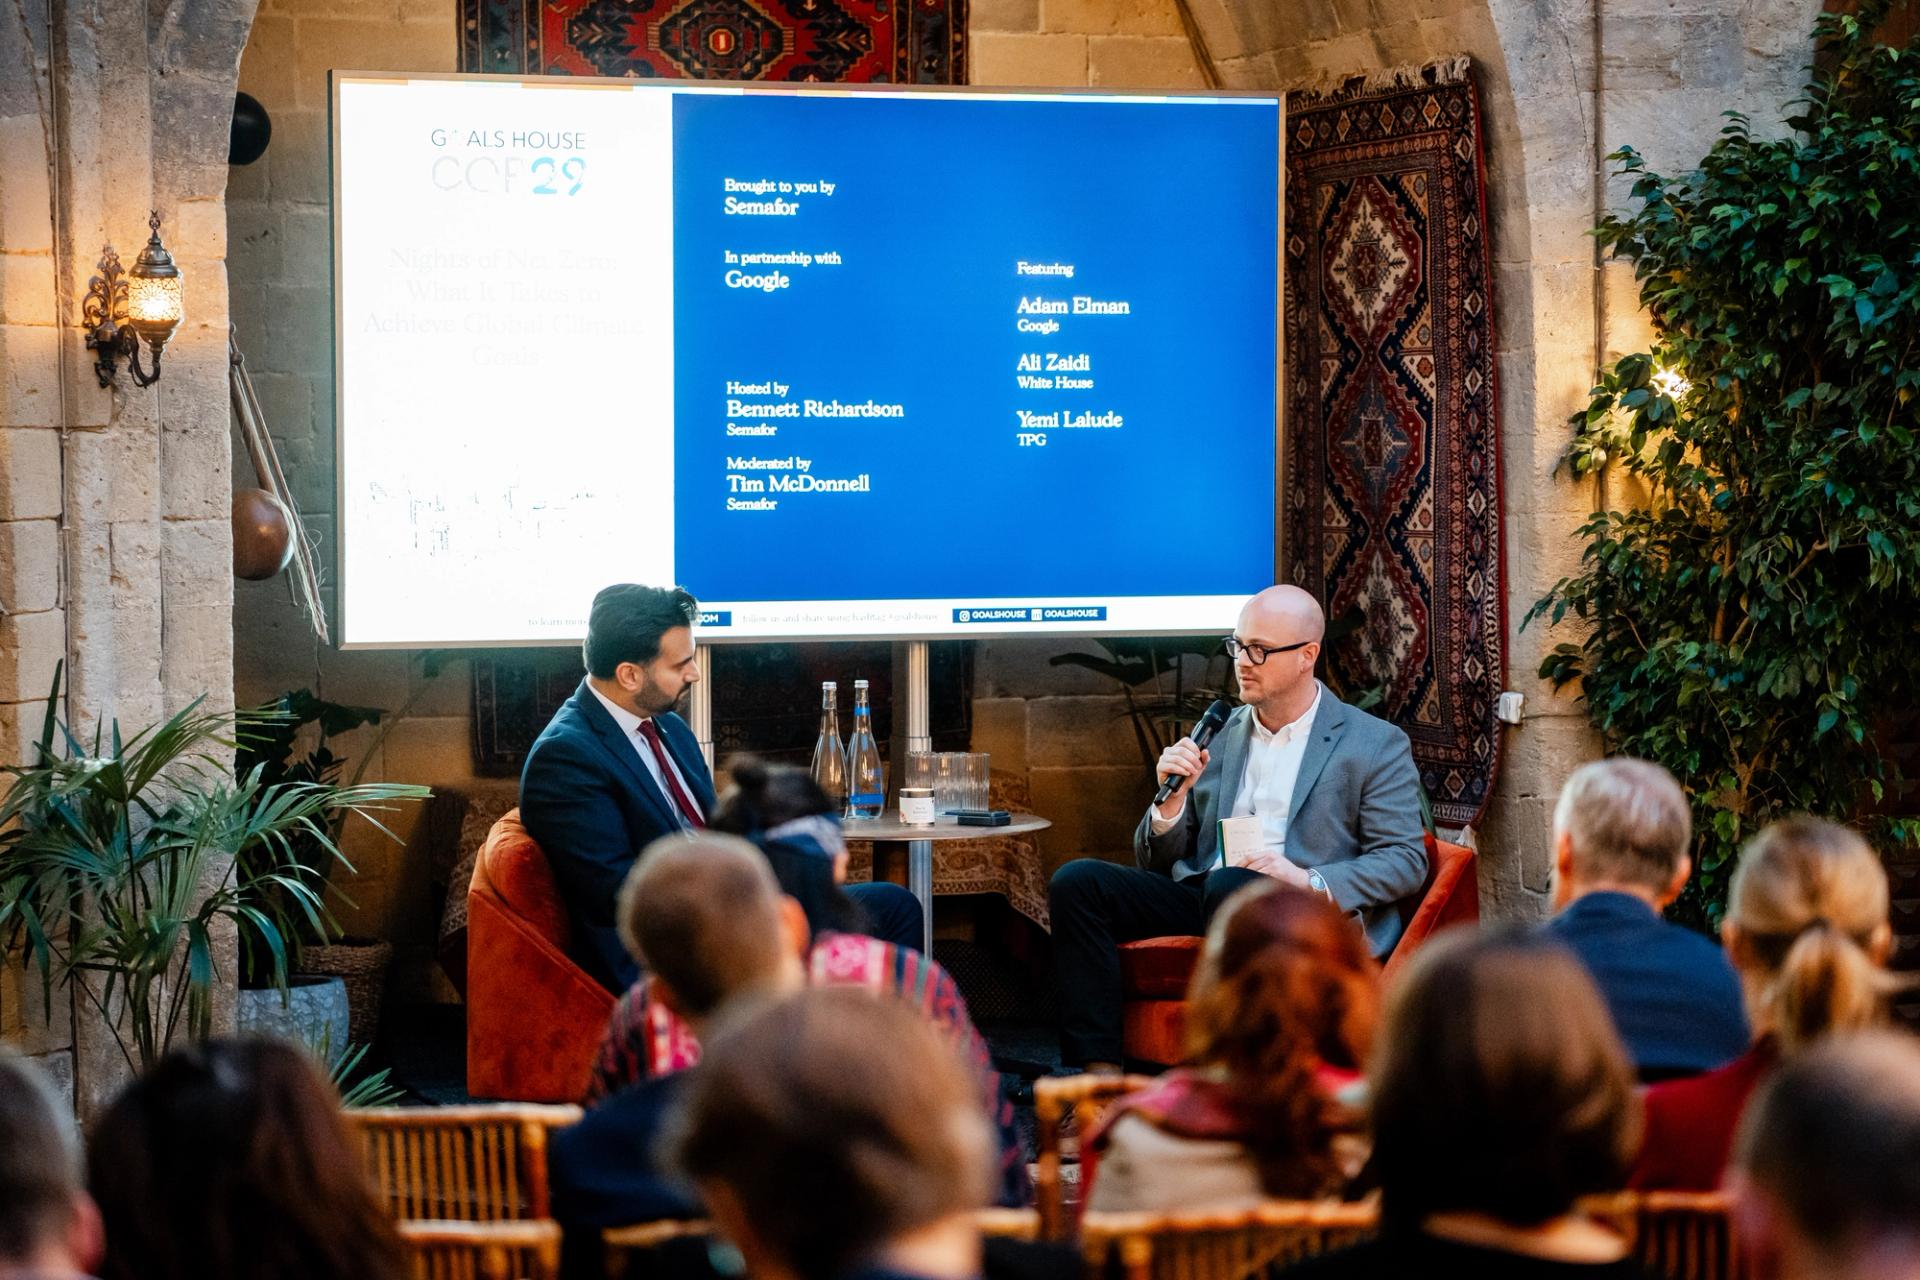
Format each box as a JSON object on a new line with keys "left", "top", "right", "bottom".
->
{"left": 466, "top": 810, "right": 615, "bottom": 1102}
{"left": 1117, "top": 834, "right": 1480, "bottom": 1066}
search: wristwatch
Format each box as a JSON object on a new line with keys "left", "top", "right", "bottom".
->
{"left": 1307, "top": 869, "right": 1331, "bottom": 900}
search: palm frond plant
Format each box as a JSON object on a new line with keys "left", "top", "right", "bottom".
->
{"left": 0, "top": 666, "right": 430, "bottom": 1073}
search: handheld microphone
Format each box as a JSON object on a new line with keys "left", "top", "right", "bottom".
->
{"left": 1154, "top": 699, "right": 1232, "bottom": 805}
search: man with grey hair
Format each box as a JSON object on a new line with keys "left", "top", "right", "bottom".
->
{"left": 1732, "top": 1032, "right": 1920, "bottom": 1280}
{"left": 1542, "top": 757, "right": 1748, "bottom": 1080}
{"left": 0, "top": 1050, "right": 102, "bottom": 1280}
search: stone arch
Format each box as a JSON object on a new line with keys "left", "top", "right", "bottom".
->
{"left": 1, "top": 0, "right": 262, "bottom": 1109}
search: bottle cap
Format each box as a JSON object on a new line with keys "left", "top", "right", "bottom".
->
{"left": 854, "top": 679, "right": 870, "bottom": 689}
{"left": 823, "top": 681, "right": 837, "bottom": 689}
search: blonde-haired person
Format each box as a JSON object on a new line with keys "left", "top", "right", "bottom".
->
{"left": 1631, "top": 816, "right": 1897, "bottom": 1189}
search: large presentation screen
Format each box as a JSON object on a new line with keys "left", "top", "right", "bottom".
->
{"left": 332, "top": 74, "right": 1282, "bottom": 646}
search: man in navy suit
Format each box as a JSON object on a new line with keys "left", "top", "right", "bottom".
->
{"left": 520, "top": 583, "right": 919, "bottom": 991}
{"left": 1542, "top": 757, "right": 1749, "bottom": 1081}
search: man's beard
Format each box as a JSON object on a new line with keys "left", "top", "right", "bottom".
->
{"left": 636, "top": 674, "right": 685, "bottom": 718}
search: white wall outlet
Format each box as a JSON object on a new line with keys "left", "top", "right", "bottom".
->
{"left": 1495, "top": 691, "right": 1525, "bottom": 725}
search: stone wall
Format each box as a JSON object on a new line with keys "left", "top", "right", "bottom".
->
{"left": 221, "top": 0, "right": 1835, "bottom": 960}
{"left": 0, "top": 0, "right": 256, "bottom": 1112}
{"left": 226, "top": 0, "right": 466, "bottom": 978}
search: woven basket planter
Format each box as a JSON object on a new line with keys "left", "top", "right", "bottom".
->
{"left": 297, "top": 938, "right": 393, "bottom": 1047}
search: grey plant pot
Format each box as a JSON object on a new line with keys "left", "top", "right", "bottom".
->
{"left": 235, "top": 975, "right": 350, "bottom": 1059}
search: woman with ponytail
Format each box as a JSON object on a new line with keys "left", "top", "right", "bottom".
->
{"left": 1631, "top": 816, "right": 1896, "bottom": 1189}
{"left": 1085, "top": 882, "right": 1377, "bottom": 1211}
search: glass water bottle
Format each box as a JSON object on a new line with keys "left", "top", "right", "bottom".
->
{"left": 810, "top": 682, "right": 848, "bottom": 812}
{"left": 846, "top": 679, "right": 886, "bottom": 820}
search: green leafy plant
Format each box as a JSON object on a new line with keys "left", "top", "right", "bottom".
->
{"left": 232, "top": 690, "right": 385, "bottom": 984}
{"left": 0, "top": 667, "right": 430, "bottom": 1072}
{"left": 1528, "top": 2, "right": 1920, "bottom": 925}
{"left": 311, "top": 1029, "right": 407, "bottom": 1108}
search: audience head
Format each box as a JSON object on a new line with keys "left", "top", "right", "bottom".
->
{"left": 617, "top": 831, "right": 808, "bottom": 1023}
{"left": 582, "top": 583, "right": 700, "bottom": 715}
{"left": 88, "top": 1037, "right": 405, "bottom": 1280}
{"left": 0, "top": 1050, "right": 101, "bottom": 1279}
{"left": 1733, "top": 1032, "right": 1920, "bottom": 1280}
{"left": 711, "top": 756, "right": 862, "bottom": 936}
{"left": 1232, "top": 586, "right": 1326, "bottom": 712}
{"left": 1370, "top": 929, "right": 1640, "bottom": 1233}
{"left": 1551, "top": 757, "right": 1693, "bottom": 909}
{"left": 1723, "top": 816, "right": 1893, "bottom": 1051}
{"left": 1184, "top": 882, "right": 1379, "bottom": 1197}
{"left": 672, "top": 987, "right": 995, "bottom": 1280}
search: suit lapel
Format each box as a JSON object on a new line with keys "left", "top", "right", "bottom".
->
{"left": 574, "top": 682, "right": 680, "bottom": 832}
{"left": 1210, "top": 707, "right": 1254, "bottom": 815}
{"left": 1285, "top": 686, "right": 1348, "bottom": 837}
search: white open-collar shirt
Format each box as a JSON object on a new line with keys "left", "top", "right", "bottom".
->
{"left": 585, "top": 681, "right": 705, "bottom": 823}
{"left": 1150, "top": 687, "right": 1322, "bottom": 867}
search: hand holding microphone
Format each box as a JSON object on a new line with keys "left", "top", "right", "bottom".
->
{"left": 1153, "top": 699, "right": 1232, "bottom": 813}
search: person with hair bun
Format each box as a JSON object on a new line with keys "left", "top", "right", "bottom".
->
{"left": 1086, "top": 882, "right": 1376, "bottom": 1212}
{"left": 711, "top": 753, "right": 921, "bottom": 950}
{"left": 1631, "top": 816, "right": 1897, "bottom": 1190}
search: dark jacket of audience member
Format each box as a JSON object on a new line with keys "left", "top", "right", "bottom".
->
{"left": 1283, "top": 931, "right": 1651, "bottom": 1280}
{"left": 1732, "top": 1031, "right": 1920, "bottom": 1280}
{"left": 583, "top": 760, "right": 1028, "bottom": 1209}
{"left": 550, "top": 833, "right": 805, "bottom": 1278}
{"left": 87, "top": 1038, "right": 407, "bottom": 1280}
{"left": 1541, "top": 759, "right": 1748, "bottom": 1080}
{"left": 1087, "top": 883, "right": 1376, "bottom": 1212}
{"left": 1633, "top": 817, "right": 1894, "bottom": 1190}
{"left": 670, "top": 987, "right": 998, "bottom": 1280}
{"left": 0, "top": 1048, "right": 102, "bottom": 1280}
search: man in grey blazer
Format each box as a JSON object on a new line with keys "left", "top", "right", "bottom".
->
{"left": 1049, "top": 585, "right": 1428, "bottom": 1070}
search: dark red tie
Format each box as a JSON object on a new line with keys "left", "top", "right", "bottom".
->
{"left": 636, "top": 719, "right": 704, "bottom": 829}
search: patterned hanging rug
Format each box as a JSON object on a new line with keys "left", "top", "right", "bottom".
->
{"left": 459, "top": 0, "right": 965, "bottom": 84}
{"left": 1282, "top": 56, "right": 1505, "bottom": 829}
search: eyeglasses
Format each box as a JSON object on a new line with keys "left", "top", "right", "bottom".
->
{"left": 1222, "top": 636, "right": 1314, "bottom": 666}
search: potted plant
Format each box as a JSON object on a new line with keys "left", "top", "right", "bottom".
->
{"left": 234, "top": 688, "right": 402, "bottom": 1045}
{"left": 0, "top": 667, "right": 428, "bottom": 1073}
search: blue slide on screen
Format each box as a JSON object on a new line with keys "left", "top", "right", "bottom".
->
{"left": 330, "top": 76, "right": 1280, "bottom": 645}
{"left": 669, "top": 92, "right": 1279, "bottom": 608}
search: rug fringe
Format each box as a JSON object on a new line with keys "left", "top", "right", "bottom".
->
{"left": 1290, "top": 54, "right": 1472, "bottom": 106}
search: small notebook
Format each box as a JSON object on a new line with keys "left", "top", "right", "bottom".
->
{"left": 1218, "top": 815, "right": 1264, "bottom": 868}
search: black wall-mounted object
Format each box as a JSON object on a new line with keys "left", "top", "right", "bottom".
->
{"left": 231, "top": 91, "right": 271, "bottom": 165}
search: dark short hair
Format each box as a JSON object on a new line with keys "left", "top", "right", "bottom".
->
{"left": 88, "top": 1037, "right": 407, "bottom": 1280}
{"left": 1736, "top": 1031, "right": 1920, "bottom": 1267}
{"left": 670, "top": 988, "right": 994, "bottom": 1280}
{"left": 616, "top": 833, "right": 790, "bottom": 1017}
{"left": 582, "top": 584, "right": 698, "bottom": 678}
{"left": 0, "top": 1050, "right": 82, "bottom": 1262}
{"left": 1370, "top": 929, "right": 1640, "bottom": 1230}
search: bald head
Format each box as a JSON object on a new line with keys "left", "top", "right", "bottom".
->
{"left": 617, "top": 833, "right": 795, "bottom": 1018}
{"left": 1232, "top": 586, "right": 1327, "bottom": 725}
{"left": 1243, "top": 585, "right": 1326, "bottom": 644}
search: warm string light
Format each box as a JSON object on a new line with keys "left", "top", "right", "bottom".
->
{"left": 1651, "top": 366, "right": 1692, "bottom": 400}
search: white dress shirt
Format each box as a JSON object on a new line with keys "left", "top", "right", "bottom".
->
{"left": 1150, "top": 688, "right": 1322, "bottom": 869}
{"left": 585, "top": 682, "right": 705, "bottom": 823}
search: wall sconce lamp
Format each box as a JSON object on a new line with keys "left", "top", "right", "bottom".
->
{"left": 83, "top": 211, "right": 184, "bottom": 388}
